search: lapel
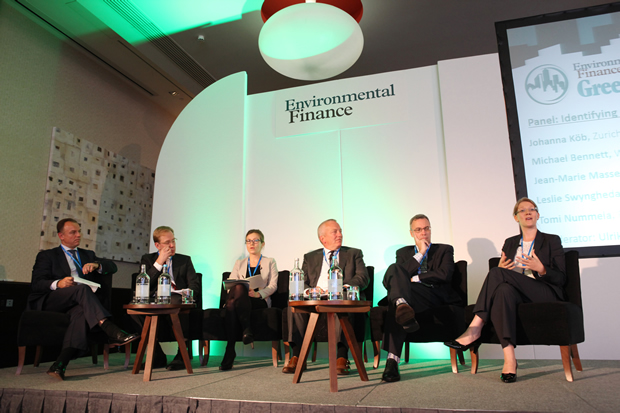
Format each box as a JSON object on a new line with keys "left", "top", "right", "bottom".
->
{"left": 338, "top": 247, "right": 348, "bottom": 271}
{"left": 533, "top": 230, "right": 546, "bottom": 259}
{"left": 56, "top": 246, "right": 73, "bottom": 277}
{"left": 426, "top": 244, "right": 438, "bottom": 269}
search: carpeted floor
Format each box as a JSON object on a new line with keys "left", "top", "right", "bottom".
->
{"left": 2, "top": 353, "right": 619, "bottom": 412}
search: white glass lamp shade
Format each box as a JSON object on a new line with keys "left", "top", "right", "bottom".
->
{"left": 258, "top": 2, "right": 364, "bottom": 81}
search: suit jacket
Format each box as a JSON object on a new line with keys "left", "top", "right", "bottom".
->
{"left": 141, "top": 252, "right": 200, "bottom": 298}
{"left": 502, "top": 231, "right": 566, "bottom": 300}
{"left": 388, "top": 243, "right": 461, "bottom": 304}
{"left": 301, "top": 246, "right": 369, "bottom": 291}
{"left": 29, "top": 246, "right": 117, "bottom": 310}
{"left": 228, "top": 256, "right": 279, "bottom": 307}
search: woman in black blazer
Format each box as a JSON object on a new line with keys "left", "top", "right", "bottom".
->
{"left": 445, "top": 197, "right": 566, "bottom": 383}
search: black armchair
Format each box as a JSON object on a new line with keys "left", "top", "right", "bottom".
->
{"left": 201, "top": 270, "right": 289, "bottom": 367}
{"left": 16, "top": 271, "right": 130, "bottom": 374}
{"left": 369, "top": 260, "right": 468, "bottom": 372}
{"left": 453, "top": 250, "right": 584, "bottom": 381}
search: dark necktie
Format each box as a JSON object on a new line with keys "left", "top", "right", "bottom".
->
{"left": 328, "top": 251, "right": 334, "bottom": 264}
{"left": 68, "top": 250, "right": 78, "bottom": 260}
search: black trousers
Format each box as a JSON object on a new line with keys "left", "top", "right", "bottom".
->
{"left": 473, "top": 267, "right": 560, "bottom": 348}
{"left": 41, "top": 284, "right": 111, "bottom": 351}
{"left": 381, "top": 263, "right": 460, "bottom": 356}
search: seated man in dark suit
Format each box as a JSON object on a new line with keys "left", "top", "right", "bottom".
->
{"left": 381, "top": 214, "right": 462, "bottom": 382}
{"left": 283, "top": 219, "right": 369, "bottom": 375}
{"left": 134, "top": 225, "right": 200, "bottom": 370}
{"left": 29, "top": 218, "right": 140, "bottom": 381}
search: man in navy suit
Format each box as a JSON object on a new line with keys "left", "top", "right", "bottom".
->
{"left": 29, "top": 218, "right": 139, "bottom": 380}
{"left": 380, "top": 214, "right": 462, "bottom": 382}
{"left": 133, "top": 226, "right": 200, "bottom": 370}
{"left": 283, "top": 219, "right": 369, "bottom": 375}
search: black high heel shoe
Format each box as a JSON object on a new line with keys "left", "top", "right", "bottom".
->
{"left": 219, "top": 347, "right": 236, "bottom": 371}
{"left": 242, "top": 328, "right": 254, "bottom": 345}
{"left": 443, "top": 337, "right": 481, "bottom": 351}
{"left": 500, "top": 363, "right": 518, "bottom": 383}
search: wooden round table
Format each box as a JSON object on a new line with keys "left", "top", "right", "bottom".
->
{"left": 124, "top": 303, "right": 195, "bottom": 382}
{"left": 289, "top": 300, "right": 370, "bottom": 392}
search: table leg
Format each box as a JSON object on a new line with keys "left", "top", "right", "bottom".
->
{"left": 293, "top": 312, "right": 319, "bottom": 384}
{"left": 143, "top": 315, "right": 159, "bottom": 382}
{"left": 170, "top": 313, "right": 193, "bottom": 374}
{"left": 327, "top": 312, "right": 338, "bottom": 392}
{"left": 339, "top": 314, "right": 368, "bottom": 382}
{"left": 132, "top": 316, "right": 152, "bottom": 374}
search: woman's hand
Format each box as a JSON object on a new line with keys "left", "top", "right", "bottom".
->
{"left": 498, "top": 251, "right": 515, "bottom": 270}
{"left": 248, "top": 289, "right": 259, "bottom": 298}
{"left": 515, "top": 249, "right": 546, "bottom": 274}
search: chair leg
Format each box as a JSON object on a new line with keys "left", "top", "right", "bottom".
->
{"left": 372, "top": 341, "right": 381, "bottom": 369}
{"left": 124, "top": 343, "right": 131, "bottom": 369}
{"left": 103, "top": 344, "right": 110, "bottom": 370}
{"left": 362, "top": 341, "right": 368, "bottom": 363}
{"left": 201, "top": 340, "right": 210, "bottom": 367}
{"left": 560, "top": 345, "right": 574, "bottom": 382}
{"left": 187, "top": 341, "right": 194, "bottom": 359}
{"left": 458, "top": 350, "right": 465, "bottom": 365}
{"left": 34, "top": 346, "right": 43, "bottom": 367}
{"left": 91, "top": 343, "right": 98, "bottom": 365}
{"left": 271, "top": 341, "right": 279, "bottom": 367}
{"left": 198, "top": 340, "right": 204, "bottom": 366}
{"left": 16, "top": 346, "right": 26, "bottom": 375}
{"left": 470, "top": 346, "right": 479, "bottom": 375}
{"left": 283, "top": 342, "right": 290, "bottom": 367}
{"left": 404, "top": 343, "right": 410, "bottom": 363}
{"left": 570, "top": 344, "right": 583, "bottom": 372}
{"left": 450, "top": 348, "right": 459, "bottom": 374}
{"left": 312, "top": 341, "right": 317, "bottom": 362}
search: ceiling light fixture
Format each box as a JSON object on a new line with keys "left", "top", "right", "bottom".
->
{"left": 258, "top": 0, "right": 364, "bottom": 81}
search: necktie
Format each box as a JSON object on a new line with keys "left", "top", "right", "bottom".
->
{"left": 167, "top": 258, "right": 176, "bottom": 289}
{"left": 68, "top": 250, "right": 78, "bottom": 261}
{"left": 328, "top": 251, "right": 334, "bottom": 263}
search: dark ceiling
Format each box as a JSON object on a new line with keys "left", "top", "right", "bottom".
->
{"left": 15, "top": 0, "right": 616, "bottom": 114}
{"left": 175, "top": 0, "right": 614, "bottom": 95}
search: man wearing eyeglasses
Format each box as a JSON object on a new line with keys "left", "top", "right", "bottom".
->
{"left": 135, "top": 226, "right": 200, "bottom": 370}
{"left": 380, "top": 214, "right": 462, "bottom": 382}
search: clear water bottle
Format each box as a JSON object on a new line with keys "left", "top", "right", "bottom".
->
{"left": 327, "top": 255, "right": 343, "bottom": 300}
{"left": 289, "top": 258, "right": 305, "bottom": 301}
{"left": 135, "top": 264, "right": 150, "bottom": 304}
{"left": 157, "top": 264, "right": 172, "bottom": 304}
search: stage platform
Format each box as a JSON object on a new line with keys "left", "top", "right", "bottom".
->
{"left": 1, "top": 353, "right": 619, "bottom": 412}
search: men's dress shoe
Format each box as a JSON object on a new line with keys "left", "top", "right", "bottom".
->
{"left": 141, "top": 354, "right": 167, "bottom": 370}
{"left": 500, "top": 364, "right": 518, "bottom": 383}
{"left": 282, "top": 356, "right": 306, "bottom": 374}
{"left": 443, "top": 338, "right": 481, "bottom": 352}
{"left": 108, "top": 330, "right": 140, "bottom": 346}
{"left": 166, "top": 353, "right": 185, "bottom": 371}
{"left": 242, "top": 328, "right": 254, "bottom": 345}
{"left": 336, "top": 357, "right": 351, "bottom": 375}
{"left": 47, "top": 361, "right": 66, "bottom": 381}
{"left": 382, "top": 359, "right": 400, "bottom": 383}
{"left": 395, "top": 304, "right": 420, "bottom": 333}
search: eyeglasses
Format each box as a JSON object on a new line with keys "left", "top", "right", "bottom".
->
{"left": 245, "top": 239, "right": 262, "bottom": 244}
{"left": 516, "top": 208, "right": 538, "bottom": 215}
{"left": 412, "top": 226, "right": 431, "bottom": 233}
{"left": 158, "top": 238, "right": 177, "bottom": 245}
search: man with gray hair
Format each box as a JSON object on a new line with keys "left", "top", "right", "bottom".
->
{"left": 283, "top": 219, "right": 369, "bottom": 375}
{"left": 380, "top": 214, "right": 462, "bottom": 382}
